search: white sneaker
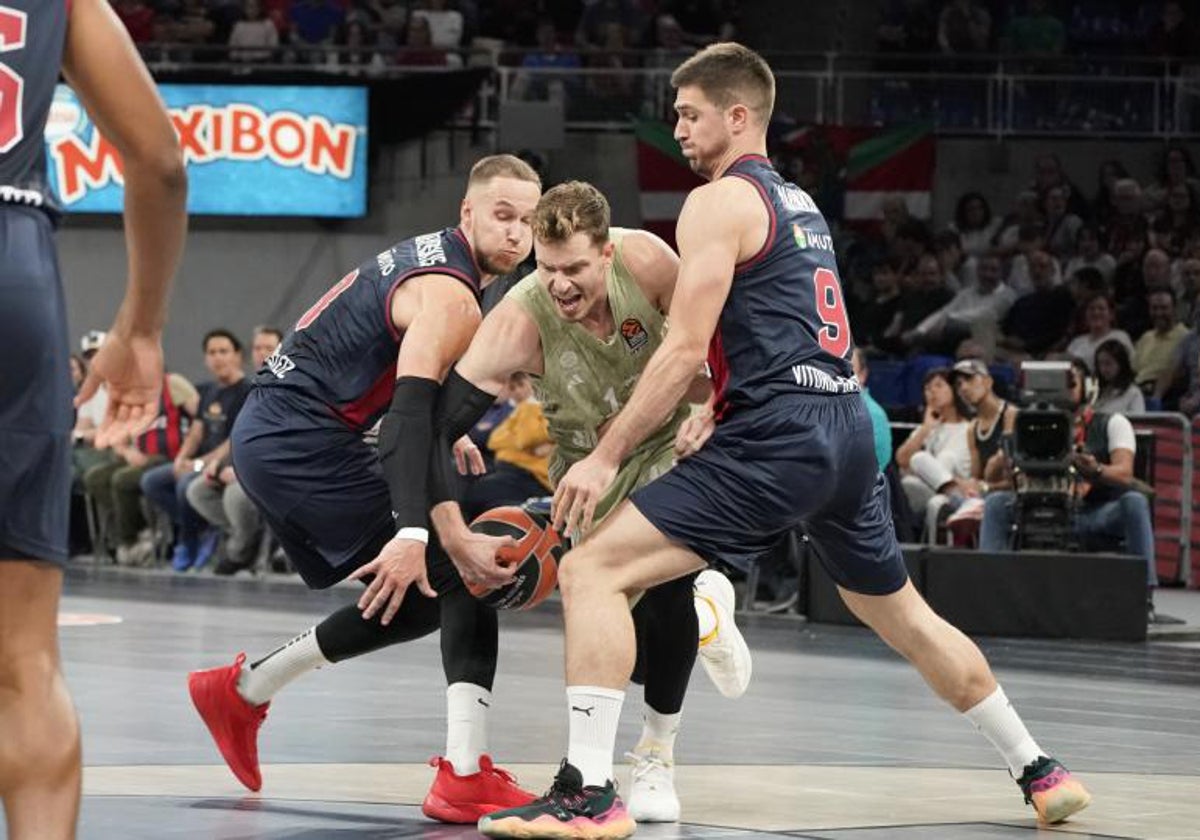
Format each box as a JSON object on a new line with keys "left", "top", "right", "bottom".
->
{"left": 694, "top": 569, "right": 752, "bottom": 698}
{"left": 625, "top": 750, "right": 680, "bottom": 822}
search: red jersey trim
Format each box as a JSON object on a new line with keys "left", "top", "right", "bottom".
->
{"left": 727, "top": 172, "right": 776, "bottom": 273}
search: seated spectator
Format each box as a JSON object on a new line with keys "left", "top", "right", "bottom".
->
{"left": 997, "top": 249, "right": 1075, "bottom": 360}
{"left": 1102, "top": 178, "right": 1149, "bottom": 257}
{"left": 411, "top": 0, "right": 463, "bottom": 48}
{"left": 993, "top": 189, "right": 1042, "bottom": 260}
{"left": 1067, "top": 294, "right": 1134, "bottom": 371}
{"left": 513, "top": 16, "right": 582, "bottom": 103}
{"left": 186, "top": 457, "right": 265, "bottom": 576}
{"left": 1066, "top": 266, "right": 1111, "bottom": 337}
{"left": 1091, "top": 159, "right": 1130, "bottom": 229}
{"left": 1147, "top": 1, "right": 1195, "bottom": 64}
{"left": 1145, "top": 142, "right": 1200, "bottom": 213}
{"left": 330, "top": 20, "right": 387, "bottom": 75}
{"left": 1006, "top": 223, "right": 1061, "bottom": 294}
{"left": 84, "top": 373, "right": 199, "bottom": 566}
{"left": 884, "top": 252, "right": 953, "bottom": 354}
{"left": 1116, "top": 246, "right": 1171, "bottom": 338}
{"left": 159, "top": 0, "right": 217, "bottom": 47}
{"left": 140, "top": 330, "right": 251, "bottom": 573}
{"left": 1133, "top": 289, "right": 1188, "bottom": 392}
{"left": 229, "top": 0, "right": 279, "bottom": 62}
{"left": 1180, "top": 340, "right": 1200, "bottom": 416}
{"left": 396, "top": 13, "right": 460, "bottom": 66}
{"left": 1064, "top": 225, "right": 1116, "bottom": 285}
{"left": 934, "top": 229, "right": 976, "bottom": 292}
{"left": 953, "top": 358, "right": 1016, "bottom": 490}
{"left": 853, "top": 256, "right": 904, "bottom": 353}
{"left": 575, "top": 0, "right": 642, "bottom": 50}
{"left": 250, "top": 325, "right": 284, "bottom": 373}
{"left": 895, "top": 368, "right": 973, "bottom": 541}
{"left": 876, "top": 0, "right": 937, "bottom": 55}
{"left": 113, "top": 0, "right": 157, "bottom": 44}
{"left": 665, "top": 0, "right": 733, "bottom": 45}
{"left": 462, "top": 373, "right": 553, "bottom": 519}
{"left": 851, "top": 348, "right": 893, "bottom": 470}
{"left": 937, "top": 0, "right": 990, "bottom": 54}
{"left": 1094, "top": 339, "right": 1146, "bottom": 415}
{"left": 1179, "top": 256, "right": 1200, "bottom": 324}
{"left": 289, "top": 0, "right": 345, "bottom": 57}
{"left": 72, "top": 330, "right": 109, "bottom": 458}
{"left": 948, "top": 190, "right": 1002, "bottom": 259}
{"left": 904, "top": 253, "right": 1014, "bottom": 358}
{"left": 1042, "top": 184, "right": 1083, "bottom": 263}
{"left": 980, "top": 358, "right": 1160, "bottom": 621}
{"left": 1149, "top": 183, "right": 1200, "bottom": 259}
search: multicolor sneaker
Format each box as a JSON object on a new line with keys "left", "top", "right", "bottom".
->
{"left": 694, "top": 569, "right": 752, "bottom": 698}
{"left": 478, "top": 760, "right": 635, "bottom": 839}
{"left": 1016, "top": 755, "right": 1092, "bottom": 824}
{"left": 625, "top": 750, "right": 679, "bottom": 822}
{"left": 422, "top": 754, "right": 536, "bottom": 824}
{"left": 187, "top": 653, "right": 269, "bottom": 791}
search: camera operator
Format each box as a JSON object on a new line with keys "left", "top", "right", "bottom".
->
{"left": 979, "top": 358, "right": 1159, "bottom": 620}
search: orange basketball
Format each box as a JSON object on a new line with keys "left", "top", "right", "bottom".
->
{"left": 466, "top": 506, "right": 563, "bottom": 610}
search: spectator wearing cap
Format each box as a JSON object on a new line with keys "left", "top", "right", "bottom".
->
{"left": 953, "top": 358, "right": 1016, "bottom": 491}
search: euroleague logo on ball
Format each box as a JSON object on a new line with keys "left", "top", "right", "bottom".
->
{"left": 620, "top": 317, "right": 648, "bottom": 353}
{"left": 466, "top": 507, "right": 564, "bottom": 611}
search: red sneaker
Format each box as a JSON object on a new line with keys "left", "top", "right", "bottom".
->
{"left": 422, "top": 754, "right": 536, "bottom": 824}
{"left": 188, "top": 653, "right": 269, "bottom": 792}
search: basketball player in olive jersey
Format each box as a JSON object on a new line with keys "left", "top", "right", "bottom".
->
{"left": 481, "top": 44, "right": 1090, "bottom": 840}
{"left": 0, "top": 2, "right": 186, "bottom": 837}
{"left": 426, "top": 181, "right": 752, "bottom": 822}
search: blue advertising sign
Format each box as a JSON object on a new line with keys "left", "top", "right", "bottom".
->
{"left": 44, "top": 84, "right": 368, "bottom": 217}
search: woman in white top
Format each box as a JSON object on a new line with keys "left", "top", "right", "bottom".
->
{"left": 1066, "top": 294, "right": 1134, "bottom": 372}
{"left": 229, "top": 0, "right": 279, "bottom": 63}
{"left": 1093, "top": 339, "right": 1146, "bottom": 415}
{"left": 896, "top": 368, "right": 973, "bottom": 540}
{"left": 949, "top": 191, "right": 1003, "bottom": 259}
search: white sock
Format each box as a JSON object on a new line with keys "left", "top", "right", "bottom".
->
{"left": 567, "top": 686, "right": 625, "bottom": 787}
{"left": 634, "top": 707, "right": 681, "bottom": 763}
{"left": 694, "top": 594, "right": 718, "bottom": 643}
{"left": 237, "top": 628, "right": 329, "bottom": 706}
{"left": 963, "top": 685, "right": 1044, "bottom": 777}
{"left": 446, "top": 682, "right": 491, "bottom": 774}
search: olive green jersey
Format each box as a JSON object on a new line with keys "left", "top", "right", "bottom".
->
{"left": 506, "top": 228, "right": 689, "bottom": 522}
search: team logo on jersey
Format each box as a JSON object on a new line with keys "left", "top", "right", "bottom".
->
{"left": 264, "top": 350, "right": 295, "bottom": 379}
{"left": 620, "top": 318, "right": 649, "bottom": 353}
{"left": 792, "top": 224, "right": 833, "bottom": 252}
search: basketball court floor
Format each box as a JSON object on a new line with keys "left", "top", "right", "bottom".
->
{"left": 25, "top": 565, "right": 1200, "bottom": 840}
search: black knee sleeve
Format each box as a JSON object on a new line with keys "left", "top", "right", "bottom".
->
{"left": 636, "top": 573, "right": 699, "bottom": 715}
{"left": 314, "top": 594, "right": 441, "bottom": 663}
{"left": 438, "top": 586, "right": 499, "bottom": 689}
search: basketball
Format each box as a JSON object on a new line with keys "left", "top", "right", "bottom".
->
{"left": 465, "top": 506, "right": 564, "bottom": 610}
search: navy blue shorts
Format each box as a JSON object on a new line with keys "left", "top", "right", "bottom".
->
{"left": 0, "top": 207, "right": 73, "bottom": 566}
{"left": 232, "top": 388, "right": 460, "bottom": 592}
{"left": 631, "top": 393, "right": 907, "bottom": 596}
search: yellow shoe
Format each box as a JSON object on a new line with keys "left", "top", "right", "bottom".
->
{"left": 1016, "top": 756, "right": 1092, "bottom": 824}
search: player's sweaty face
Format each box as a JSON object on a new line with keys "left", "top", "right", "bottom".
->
{"left": 535, "top": 232, "right": 610, "bottom": 323}
{"left": 464, "top": 176, "right": 540, "bottom": 276}
{"left": 673, "top": 86, "right": 729, "bottom": 178}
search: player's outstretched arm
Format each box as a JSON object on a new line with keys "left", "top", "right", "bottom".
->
{"left": 352, "top": 275, "right": 482, "bottom": 624}
{"left": 552, "top": 180, "right": 751, "bottom": 535}
{"left": 65, "top": 0, "right": 186, "bottom": 448}
{"left": 428, "top": 296, "right": 545, "bottom": 587}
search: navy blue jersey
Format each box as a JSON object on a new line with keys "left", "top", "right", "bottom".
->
{"left": 0, "top": 0, "right": 67, "bottom": 217}
{"left": 254, "top": 226, "right": 481, "bottom": 431}
{"left": 706, "top": 155, "right": 857, "bottom": 420}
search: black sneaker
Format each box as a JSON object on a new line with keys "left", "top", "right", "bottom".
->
{"left": 1015, "top": 755, "right": 1091, "bottom": 824}
{"left": 477, "top": 759, "right": 634, "bottom": 839}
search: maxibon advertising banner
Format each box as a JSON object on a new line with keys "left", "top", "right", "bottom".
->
{"left": 45, "top": 84, "right": 368, "bottom": 217}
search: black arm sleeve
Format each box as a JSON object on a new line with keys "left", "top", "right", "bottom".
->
{"left": 427, "top": 367, "right": 504, "bottom": 507}
{"left": 377, "top": 376, "right": 440, "bottom": 530}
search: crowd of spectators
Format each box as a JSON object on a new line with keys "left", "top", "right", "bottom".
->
{"left": 845, "top": 143, "right": 1200, "bottom": 420}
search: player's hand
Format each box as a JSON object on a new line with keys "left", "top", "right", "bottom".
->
{"left": 348, "top": 536, "right": 437, "bottom": 624}
{"left": 446, "top": 530, "right": 518, "bottom": 589}
{"left": 674, "top": 410, "right": 715, "bottom": 458}
{"left": 552, "top": 452, "right": 618, "bottom": 538}
{"left": 453, "top": 436, "right": 487, "bottom": 476}
{"left": 76, "top": 329, "right": 165, "bottom": 450}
